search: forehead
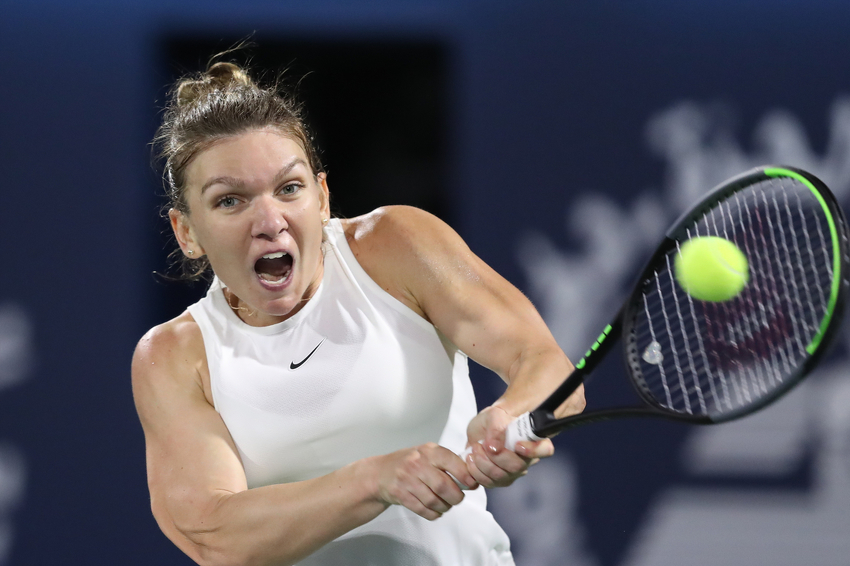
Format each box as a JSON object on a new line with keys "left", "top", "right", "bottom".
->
{"left": 186, "top": 129, "right": 310, "bottom": 187}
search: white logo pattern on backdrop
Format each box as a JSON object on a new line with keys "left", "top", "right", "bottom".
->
{"left": 488, "top": 99, "right": 850, "bottom": 566}
{"left": 0, "top": 304, "right": 32, "bottom": 564}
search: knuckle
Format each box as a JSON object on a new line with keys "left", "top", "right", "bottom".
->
{"left": 394, "top": 468, "right": 414, "bottom": 487}
{"left": 403, "top": 453, "right": 422, "bottom": 471}
{"left": 441, "top": 487, "right": 464, "bottom": 506}
{"left": 504, "top": 460, "right": 526, "bottom": 474}
{"left": 433, "top": 477, "right": 458, "bottom": 498}
{"left": 423, "top": 510, "right": 441, "bottom": 521}
{"left": 468, "top": 468, "right": 487, "bottom": 487}
{"left": 489, "top": 467, "right": 507, "bottom": 481}
{"left": 421, "top": 492, "right": 441, "bottom": 508}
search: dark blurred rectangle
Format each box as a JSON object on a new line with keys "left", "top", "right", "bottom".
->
{"left": 149, "top": 36, "right": 450, "bottom": 322}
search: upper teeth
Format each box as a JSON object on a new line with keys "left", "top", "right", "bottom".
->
{"left": 263, "top": 252, "right": 288, "bottom": 259}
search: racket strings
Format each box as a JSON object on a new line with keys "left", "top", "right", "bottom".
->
{"left": 771, "top": 190, "right": 815, "bottom": 353}
{"left": 667, "top": 240, "right": 708, "bottom": 414}
{"left": 631, "top": 176, "right": 838, "bottom": 418}
{"left": 799, "top": 192, "right": 832, "bottom": 314}
{"left": 738, "top": 193, "right": 782, "bottom": 394}
{"left": 712, "top": 202, "right": 744, "bottom": 405}
{"left": 644, "top": 284, "right": 674, "bottom": 407}
{"left": 713, "top": 202, "right": 762, "bottom": 400}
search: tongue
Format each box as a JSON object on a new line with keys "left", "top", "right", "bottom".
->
{"left": 255, "top": 256, "right": 293, "bottom": 280}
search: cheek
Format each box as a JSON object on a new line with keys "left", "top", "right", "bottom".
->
{"left": 294, "top": 199, "right": 325, "bottom": 236}
{"left": 194, "top": 218, "right": 248, "bottom": 260}
{"left": 299, "top": 215, "right": 326, "bottom": 266}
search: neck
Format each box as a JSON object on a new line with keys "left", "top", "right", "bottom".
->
{"left": 224, "top": 262, "right": 325, "bottom": 327}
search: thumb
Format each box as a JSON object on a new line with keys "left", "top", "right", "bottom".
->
{"left": 483, "top": 413, "right": 507, "bottom": 455}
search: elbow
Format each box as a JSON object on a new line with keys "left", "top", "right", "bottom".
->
{"left": 194, "top": 548, "right": 250, "bottom": 566}
{"left": 179, "top": 524, "right": 284, "bottom": 566}
{"left": 154, "top": 493, "right": 295, "bottom": 566}
{"left": 194, "top": 549, "right": 289, "bottom": 566}
{"left": 157, "top": 506, "right": 252, "bottom": 566}
{"left": 175, "top": 520, "right": 253, "bottom": 566}
{"left": 171, "top": 519, "right": 228, "bottom": 566}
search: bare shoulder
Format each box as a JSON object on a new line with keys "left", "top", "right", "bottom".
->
{"left": 343, "top": 206, "right": 464, "bottom": 267}
{"left": 133, "top": 311, "right": 204, "bottom": 376}
{"left": 341, "top": 206, "right": 478, "bottom": 319}
{"left": 132, "top": 311, "right": 211, "bottom": 420}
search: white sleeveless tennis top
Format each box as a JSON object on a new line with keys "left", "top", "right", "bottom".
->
{"left": 187, "top": 218, "right": 514, "bottom": 566}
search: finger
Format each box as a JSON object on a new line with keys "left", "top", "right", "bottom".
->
{"left": 467, "top": 442, "right": 512, "bottom": 487}
{"left": 418, "top": 467, "right": 467, "bottom": 506}
{"left": 424, "top": 444, "right": 478, "bottom": 491}
{"left": 402, "top": 444, "right": 472, "bottom": 502}
{"left": 478, "top": 440, "right": 530, "bottom": 475}
{"left": 395, "top": 489, "right": 443, "bottom": 521}
{"left": 467, "top": 453, "right": 523, "bottom": 489}
{"left": 483, "top": 426, "right": 505, "bottom": 456}
{"left": 514, "top": 438, "right": 555, "bottom": 459}
{"left": 465, "top": 449, "right": 492, "bottom": 488}
{"left": 411, "top": 485, "right": 452, "bottom": 515}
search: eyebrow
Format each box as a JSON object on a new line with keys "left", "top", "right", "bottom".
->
{"left": 199, "top": 158, "right": 310, "bottom": 195}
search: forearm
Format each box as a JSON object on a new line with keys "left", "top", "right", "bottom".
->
{"left": 174, "top": 458, "right": 387, "bottom": 566}
{"left": 493, "top": 344, "right": 576, "bottom": 419}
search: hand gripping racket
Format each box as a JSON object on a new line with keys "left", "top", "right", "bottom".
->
{"left": 499, "top": 166, "right": 849, "bottom": 449}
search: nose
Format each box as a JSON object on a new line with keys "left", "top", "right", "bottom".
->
{"left": 251, "top": 196, "right": 288, "bottom": 240}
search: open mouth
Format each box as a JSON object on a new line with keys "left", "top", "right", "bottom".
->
{"left": 254, "top": 252, "right": 293, "bottom": 285}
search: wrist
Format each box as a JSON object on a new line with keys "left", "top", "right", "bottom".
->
{"left": 497, "top": 349, "right": 573, "bottom": 416}
{"left": 491, "top": 395, "right": 534, "bottom": 418}
{"left": 349, "top": 456, "right": 390, "bottom": 510}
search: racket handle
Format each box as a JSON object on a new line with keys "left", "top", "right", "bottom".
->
{"left": 505, "top": 411, "right": 545, "bottom": 447}
{"left": 457, "top": 411, "right": 543, "bottom": 459}
{"left": 453, "top": 412, "right": 544, "bottom": 489}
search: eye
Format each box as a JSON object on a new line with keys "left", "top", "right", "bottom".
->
{"left": 216, "top": 196, "right": 240, "bottom": 209}
{"left": 279, "top": 183, "right": 302, "bottom": 196}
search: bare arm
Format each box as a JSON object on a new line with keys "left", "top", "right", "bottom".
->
{"left": 350, "top": 207, "right": 585, "bottom": 486}
{"left": 132, "top": 315, "right": 476, "bottom": 566}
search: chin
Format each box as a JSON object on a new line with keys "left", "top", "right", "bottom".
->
{"left": 261, "top": 294, "right": 304, "bottom": 317}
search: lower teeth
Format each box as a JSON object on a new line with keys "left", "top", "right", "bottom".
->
{"left": 259, "top": 273, "right": 287, "bottom": 284}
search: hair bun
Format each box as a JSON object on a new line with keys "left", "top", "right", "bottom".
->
{"left": 206, "top": 61, "right": 252, "bottom": 87}
{"left": 176, "top": 61, "right": 255, "bottom": 108}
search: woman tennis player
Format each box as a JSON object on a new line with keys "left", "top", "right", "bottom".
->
{"left": 132, "top": 60, "right": 584, "bottom": 566}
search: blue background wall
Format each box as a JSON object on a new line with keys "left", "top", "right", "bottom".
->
{"left": 2, "top": 1, "right": 850, "bottom": 564}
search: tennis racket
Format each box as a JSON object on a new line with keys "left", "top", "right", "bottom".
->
{"left": 499, "top": 165, "right": 850, "bottom": 448}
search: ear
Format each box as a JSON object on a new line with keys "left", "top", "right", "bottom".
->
{"left": 317, "top": 172, "right": 331, "bottom": 219}
{"left": 169, "top": 208, "right": 206, "bottom": 258}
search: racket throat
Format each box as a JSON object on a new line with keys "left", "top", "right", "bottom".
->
{"left": 536, "top": 366, "right": 588, "bottom": 415}
{"left": 528, "top": 409, "right": 559, "bottom": 438}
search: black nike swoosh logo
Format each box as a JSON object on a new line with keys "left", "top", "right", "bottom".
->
{"left": 290, "top": 338, "right": 325, "bottom": 370}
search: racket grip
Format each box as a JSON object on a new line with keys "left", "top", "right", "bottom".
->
{"left": 505, "top": 411, "right": 545, "bottom": 448}
{"left": 452, "top": 412, "right": 544, "bottom": 489}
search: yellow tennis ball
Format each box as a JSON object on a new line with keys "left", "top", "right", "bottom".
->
{"left": 674, "top": 236, "right": 749, "bottom": 302}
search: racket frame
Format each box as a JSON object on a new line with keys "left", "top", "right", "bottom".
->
{"left": 527, "top": 166, "right": 849, "bottom": 438}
